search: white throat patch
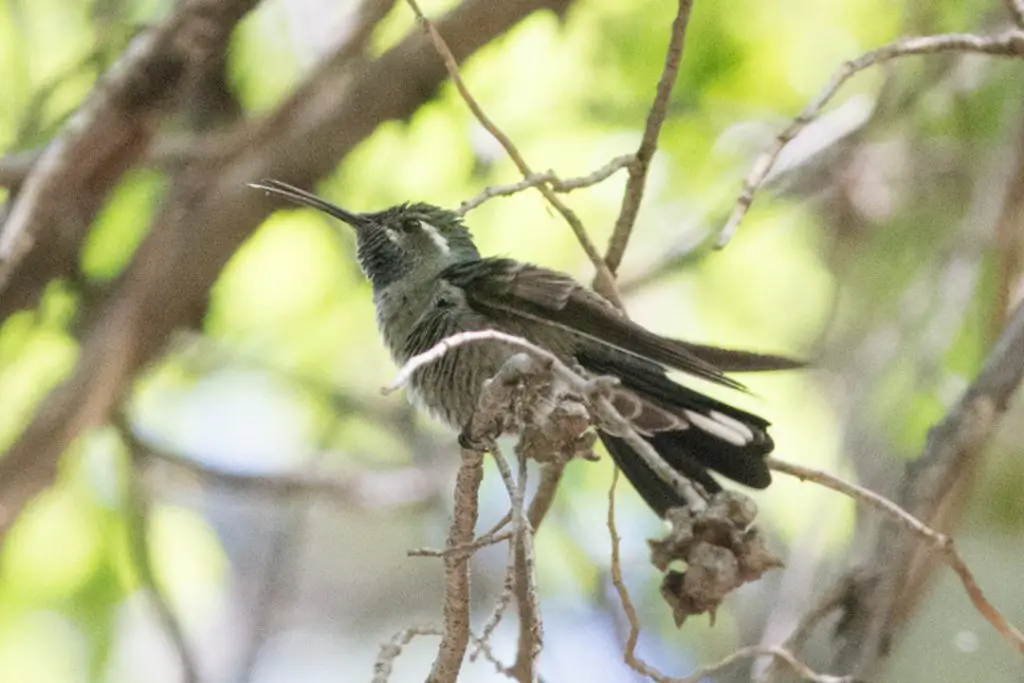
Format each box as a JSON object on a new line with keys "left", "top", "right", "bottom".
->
{"left": 420, "top": 220, "right": 451, "bottom": 255}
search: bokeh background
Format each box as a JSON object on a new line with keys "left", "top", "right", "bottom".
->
{"left": 1, "top": 0, "right": 1023, "bottom": 681}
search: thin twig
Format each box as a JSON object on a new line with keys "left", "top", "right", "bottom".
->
{"left": 508, "top": 460, "right": 566, "bottom": 678}
{"left": 0, "top": 0, "right": 259, "bottom": 297}
{"left": 471, "top": 445, "right": 521, "bottom": 663}
{"left": 140, "top": 431, "right": 447, "bottom": 508}
{"left": 607, "top": 467, "right": 647, "bottom": 676}
{"left": 685, "top": 646, "right": 854, "bottom": 683}
{"left": 427, "top": 447, "right": 485, "bottom": 683}
{"left": 991, "top": 111, "right": 1024, "bottom": 339}
{"left": 473, "top": 535, "right": 517, "bottom": 659}
{"left": 382, "top": 331, "right": 548, "bottom": 394}
{"left": 480, "top": 510, "right": 514, "bottom": 541}
{"left": 603, "top": 0, "right": 695, "bottom": 278}
{"left": 409, "top": 530, "right": 514, "bottom": 558}
{"left": 459, "top": 172, "right": 560, "bottom": 215}
{"left": 756, "top": 574, "right": 853, "bottom": 683}
{"left": 835, "top": 297, "right": 1024, "bottom": 674}
{"left": 1005, "top": 0, "right": 1024, "bottom": 28}
{"left": 718, "top": 29, "right": 1024, "bottom": 248}
{"left": 470, "top": 633, "right": 517, "bottom": 678}
{"left": 510, "top": 449, "right": 542, "bottom": 683}
{"left": 372, "top": 625, "right": 443, "bottom": 683}
{"left": 123, "top": 450, "right": 200, "bottom": 683}
{"left": 767, "top": 456, "right": 1024, "bottom": 654}
{"left": 0, "top": 132, "right": 244, "bottom": 189}
{"left": 405, "top": 0, "right": 624, "bottom": 309}
{"left": 607, "top": 468, "right": 849, "bottom": 683}
{"left": 234, "top": 500, "right": 305, "bottom": 683}
{"left": 458, "top": 154, "right": 635, "bottom": 215}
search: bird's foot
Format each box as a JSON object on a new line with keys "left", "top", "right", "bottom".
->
{"left": 458, "top": 427, "right": 496, "bottom": 453}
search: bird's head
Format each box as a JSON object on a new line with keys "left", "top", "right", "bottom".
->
{"left": 249, "top": 180, "right": 479, "bottom": 290}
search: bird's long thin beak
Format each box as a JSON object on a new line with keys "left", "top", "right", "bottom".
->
{"left": 248, "top": 179, "right": 372, "bottom": 230}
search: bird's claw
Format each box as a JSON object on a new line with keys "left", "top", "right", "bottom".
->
{"left": 458, "top": 428, "right": 494, "bottom": 453}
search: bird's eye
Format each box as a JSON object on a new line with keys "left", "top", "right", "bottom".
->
{"left": 399, "top": 217, "right": 421, "bottom": 232}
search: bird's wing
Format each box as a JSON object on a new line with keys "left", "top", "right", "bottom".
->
{"left": 439, "top": 258, "right": 749, "bottom": 390}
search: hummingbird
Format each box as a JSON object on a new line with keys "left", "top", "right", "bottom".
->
{"left": 249, "top": 179, "right": 801, "bottom": 516}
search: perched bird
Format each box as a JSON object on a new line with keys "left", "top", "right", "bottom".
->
{"left": 249, "top": 180, "right": 801, "bottom": 516}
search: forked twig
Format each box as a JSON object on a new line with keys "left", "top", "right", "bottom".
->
{"left": 458, "top": 155, "right": 635, "bottom": 215}
{"left": 405, "top": 0, "right": 624, "bottom": 308}
{"left": 607, "top": 468, "right": 847, "bottom": 682}
{"left": 719, "top": 29, "right": 1024, "bottom": 248}
{"left": 604, "top": 0, "right": 695, "bottom": 277}
{"left": 767, "top": 456, "right": 1024, "bottom": 654}
{"left": 373, "top": 625, "right": 443, "bottom": 683}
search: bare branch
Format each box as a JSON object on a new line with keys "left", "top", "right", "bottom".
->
{"left": 756, "top": 579, "right": 854, "bottom": 683}
{"left": 373, "top": 625, "right": 443, "bottom": 683}
{"left": 820, "top": 297, "right": 1024, "bottom": 675}
{"left": 405, "top": 0, "right": 625, "bottom": 309}
{"left": 470, "top": 446, "right": 521, "bottom": 664}
{"left": 510, "top": 453, "right": 542, "bottom": 683}
{"left": 0, "top": 0, "right": 259, "bottom": 308}
{"left": 688, "top": 647, "right": 853, "bottom": 683}
{"left": 608, "top": 468, "right": 833, "bottom": 682}
{"left": 470, "top": 634, "right": 517, "bottom": 678}
{"left": 0, "top": 132, "right": 243, "bottom": 191}
{"left": 427, "top": 447, "right": 485, "bottom": 683}
{"left": 136, "top": 429, "right": 448, "bottom": 508}
{"left": 504, "top": 461, "right": 565, "bottom": 678}
{"left": 607, "top": 467, "right": 648, "bottom": 676}
{"left": 718, "top": 29, "right": 1024, "bottom": 248}
{"left": 768, "top": 457, "right": 1024, "bottom": 654}
{"left": 372, "top": 625, "right": 518, "bottom": 683}
{"left": 420, "top": 349, "right": 561, "bottom": 683}
{"left": 603, "top": 0, "right": 695, "bottom": 278}
{"left": 992, "top": 112, "right": 1024, "bottom": 338}
{"left": 409, "top": 530, "right": 514, "bottom": 558}
{"left": 555, "top": 155, "right": 638, "bottom": 192}
{"left": 767, "top": 458, "right": 950, "bottom": 546}
{"left": 474, "top": 445, "right": 542, "bottom": 683}
{"left": 122, "top": 435, "right": 200, "bottom": 683}
{"left": 459, "top": 172, "right": 561, "bottom": 215}
{"left": 458, "top": 154, "right": 635, "bottom": 215}
{"left": 1005, "top": 0, "right": 1024, "bottom": 28}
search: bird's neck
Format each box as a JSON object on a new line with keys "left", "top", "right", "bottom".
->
{"left": 371, "top": 259, "right": 461, "bottom": 363}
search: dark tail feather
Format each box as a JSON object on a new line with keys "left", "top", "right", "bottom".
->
{"left": 598, "top": 427, "right": 772, "bottom": 517}
{"left": 677, "top": 343, "right": 806, "bottom": 372}
{"left": 580, "top": 347, "right": 780, "bottom": 516}
{"left": 600, "top": 432, "right": 713, "bottom": 516}
{"left": 654, "top": 428, "right": 773, "bottom": 489}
